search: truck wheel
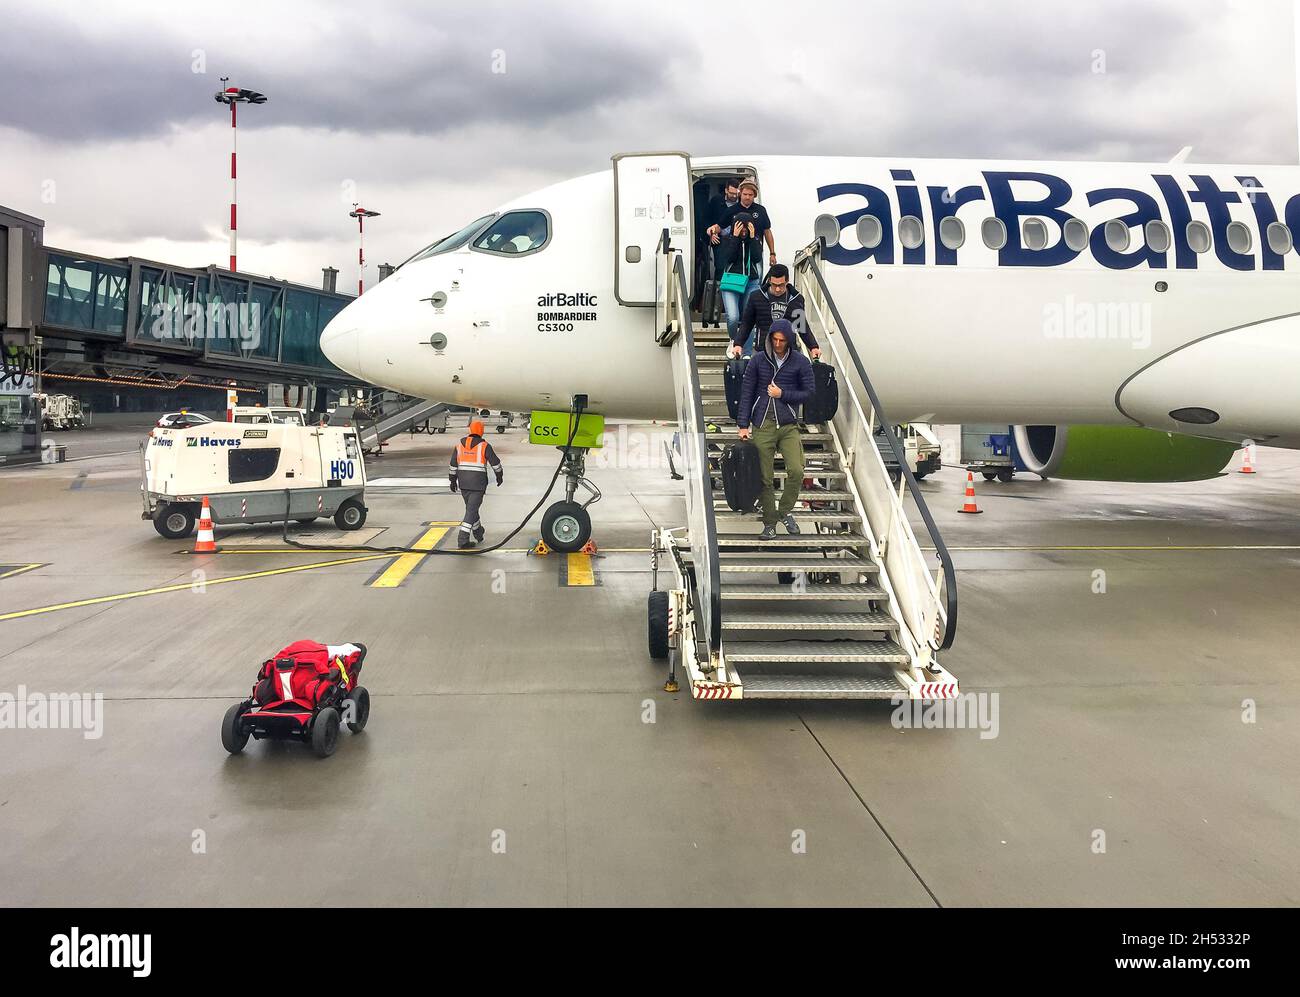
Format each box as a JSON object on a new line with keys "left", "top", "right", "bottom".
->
{"left": 312, "top": 708, "right": 341, "bottom": 758}
{"left": 334, "top": 499, "right": 367, "bottom": 530}
{"left": 541, "top": 500, "right": 590, "bottom": 553}
{"left": 648, "top": 591, "right": 670, "bottom": 660}
{"left": 221, "top": 702, "right": 250, "bottom": 754}
{"left": 154, "top": 504, "right": 197, "bottom": 539}
{"left": 997, "top": 470, "right": 1014, "bottom": 483}
{"left": 982, "top": 472, "right": 997, "bottom": 482}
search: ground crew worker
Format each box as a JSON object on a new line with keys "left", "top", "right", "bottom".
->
{"left": 448, "top": 419, "right": 504, "bottom": 548}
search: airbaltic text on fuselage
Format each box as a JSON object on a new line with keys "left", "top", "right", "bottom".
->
{"left": 818, "top": 170, "right": 1300, "bottom": 270}
{"left": 537, "top": 290, "right": 598, "bottom": 332}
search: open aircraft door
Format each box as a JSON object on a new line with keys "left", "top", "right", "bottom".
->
{"left": 612, "top": 152, "right": 692, "bottom": 306}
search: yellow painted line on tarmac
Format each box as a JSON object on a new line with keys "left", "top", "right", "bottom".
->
{"left": 565, "top": 553, "right": 595, "bottom": 586}
{"left": 369, "top": 523, "right": 455, "bottom": 588}
{"left": 0, "top": 563, "right": 44, "bottom": 580}
{"left": 0, "top": 554, "right": 393, "bottom": 623}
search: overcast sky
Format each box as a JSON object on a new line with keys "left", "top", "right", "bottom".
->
{"left": 1, "top": 0, "right": 1296, "bottom": 289}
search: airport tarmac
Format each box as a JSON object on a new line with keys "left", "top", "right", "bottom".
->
{"left": 1, "top": 421, "right": 1297, "bottom": 907}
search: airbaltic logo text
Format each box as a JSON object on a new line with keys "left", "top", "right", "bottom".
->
{"left": 50, "top": 928, "right": 151, "bottom": 977}
{"left": 537, "top": 290, "right": 597, "bottom": 332}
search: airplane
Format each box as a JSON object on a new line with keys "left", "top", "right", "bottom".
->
{"left": 320, "top": 152, "right": 1300, "bottom": 541}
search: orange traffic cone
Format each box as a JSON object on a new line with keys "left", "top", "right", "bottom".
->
{"left": 1239, "top": 445, "right": 1257, "bottom": 475}
{"left": 958, "top": 472, "right": 983, "bottom": 514}
{"left": 194, "top": 496, "right": 217, "bottom": 552}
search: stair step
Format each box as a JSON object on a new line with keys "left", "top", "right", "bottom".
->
{"left": 715, "top": 532, "right": 871, "bottom": 548}
{"left": 725, "top": 638, "right": 910, "bottom": 665}
{"left": 720, "top": 582, "right": 887, "bottom": 600}
{"left": 722, "top": 611, "right": 898, "bottom": 632}
{"left": 707, "top": 432, "right": 832, "bottom": 443}
{"left": 713, "top": 510, "right": 860, "bottom": 524}
{"left": 711, "top": 490, "right": 855, "bottom": 503}
{"left": 737, "top": 672, "right": 909, "bottom": 700}
{"left": 715, "top": 554, "right": 877, "bottom": 572}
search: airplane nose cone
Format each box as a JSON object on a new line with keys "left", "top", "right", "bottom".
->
{"left": 319, "top": 316, "right": 361, "bottom": 376}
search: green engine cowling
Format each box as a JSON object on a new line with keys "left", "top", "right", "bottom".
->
{"left": 1013, "top": 425, "right": 1238, "bottom": 482}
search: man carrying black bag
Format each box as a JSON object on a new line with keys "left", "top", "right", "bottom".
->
{"left": 736, "top": 319, "right": 814, "bottom": 540}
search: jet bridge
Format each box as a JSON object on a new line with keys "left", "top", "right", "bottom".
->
{"left": 646, "top": 230, "right": 959, "bottom": 700}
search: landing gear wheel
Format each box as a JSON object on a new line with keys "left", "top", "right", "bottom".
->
{"left": 334, "top": 499, "right": 367, "bottom": 531}
{"left": 647, "top": 591, "right": 670, "bottom": 660}
{"left": 154, "top": 504, "right": 197, "bottom": 539}
{"left": 344, "top": 686, "right": 370, "bottom": 733}
{"left": 996, "top": 469, "right": 1014, "bottom": 483}
{"left": 312, "top": 707, "right": 341, "bottom": 758}
{"left": 541, "top": 501, "right": 591, "bottom": 553}
{"left": 221, "top": 702, "right": 249, "bottom": 754}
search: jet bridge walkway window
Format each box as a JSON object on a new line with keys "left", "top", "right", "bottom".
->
{"left": 44, "top": 253, "right": 129, "bottom": 338}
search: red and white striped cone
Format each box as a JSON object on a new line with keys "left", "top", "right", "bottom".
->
{"left": 194, "top": 496, "right": 217, "bottom": 552}
{"left": 958, "top": 471, "right": 983, "bottom": 514}
{"left": 1239, "top": 445, "right": 1257, "bottom": 475}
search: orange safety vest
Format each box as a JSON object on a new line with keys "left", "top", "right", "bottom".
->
{"left": 456, "top": 437, "right": 489, "bottom": 472}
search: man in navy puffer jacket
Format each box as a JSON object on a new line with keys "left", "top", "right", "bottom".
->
{"left": 736, "top": 318, "right": 815, "bottom": 539}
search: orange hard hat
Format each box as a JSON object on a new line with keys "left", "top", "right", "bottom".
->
{"left": 469, "top": 420, "right": 485, "bottom": 436}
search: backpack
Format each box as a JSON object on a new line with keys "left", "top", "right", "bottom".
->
{"left": 803, "top": 360, "right": 839, "bottom": 425}
{"left": 721, "top": 441, "right": 764, "bottom": 512}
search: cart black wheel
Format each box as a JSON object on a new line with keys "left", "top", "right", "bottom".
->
{"left": 982, "top": 472, "right": 997, "bottom": 482}
{"left": 344, "top": 686, "right": 370, "bottom": 733}
{"left": 647, "top": 591, "right": 670, "bottom": 660}
{"left": 154, "top": 503, "right": 197, "bottom": 540}
{"left": 312, "top": 707, "right": 341, "bottom": 758}
{"left": 496, "top": 424, "right": 505, "bottom": 434}
{"left": 541, "top": 500, "right": 590, "bottom": 553}
{"left": 334, "top": 499, "right": 367, "bottom": 530}
{"left": 887, "top": 469, "right": 901, "bottom": 485}
{"left": 997, "top": 470, "right": 1014, "bottom": 483}
{"left": 295, "top": 517, "right": 318, "bottom": 525}
{"left": 221, "top": 702, "right": 249, "bottom": 754}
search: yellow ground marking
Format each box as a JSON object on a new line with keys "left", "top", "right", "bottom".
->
{"left": 565, "top": 553, "right": 595, "bottom": 586}
{"left": 0, "top": 554, "right": 393, "bottom": 623}
{"left": 0, "top": 563, "right": 44, "bottom": 580}
{"left": 369, "top": 524, "right": 453, "bottom": 588}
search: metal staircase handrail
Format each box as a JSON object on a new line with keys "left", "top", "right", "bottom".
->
{"left": 793, "top": 238, "right": 958, "bottom": 650}
{"left": 657, "top": 236, "right": 722, "bottom": 651}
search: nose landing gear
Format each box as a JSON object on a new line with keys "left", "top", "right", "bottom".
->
{"left": 539, "top": 446, "right": 602, "bottom": 553}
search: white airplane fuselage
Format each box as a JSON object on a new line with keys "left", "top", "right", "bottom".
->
{"left": 321, "top": 155, "right": 1300, "bottom": 448}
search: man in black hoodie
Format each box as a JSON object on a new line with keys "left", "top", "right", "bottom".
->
{"left": 728, "top": 264, "right": 822, "bottom": 360}
{"left": 736, "top": 319, "right": 814, "bottom": 540}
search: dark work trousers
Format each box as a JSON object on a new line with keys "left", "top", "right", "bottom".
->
{"left": 459, "top": 486, "right": 485, "bottom": 540}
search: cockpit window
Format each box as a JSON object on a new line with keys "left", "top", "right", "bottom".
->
{"left": 471, "top": 210, "right": 551, "bottom": 257}
{"left": 402, "top": 214, "right": 497, "bottom": 267}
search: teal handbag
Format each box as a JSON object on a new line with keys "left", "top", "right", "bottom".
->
{"left": 719, "top": 246, "right": 750, "bottom": 294}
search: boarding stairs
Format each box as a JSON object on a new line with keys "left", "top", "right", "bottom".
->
{"left": 650, "top": 234, "right": 959, "bottom": 700}
{"left": 355, "top": 397, "right": 450, "bottom": 453}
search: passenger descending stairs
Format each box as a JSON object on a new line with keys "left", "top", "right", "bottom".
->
{"left": 652, "top": 235, "right": 958, "bottom": 701}
{"left": 689, "top": 329, "right": 913, "bottom": 698}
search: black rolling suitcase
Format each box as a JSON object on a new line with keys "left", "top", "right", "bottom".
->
{"left": 699, "top": 247, "right": 723, "bottom": 327}
{"left": 803, "top": 360, "right": 839, "bottom": 425}
{"left": 721, "top": 440, "right": 764, "bottom": 512}
{"left": 724, "top": 356, "right": 746, "bottom": 422}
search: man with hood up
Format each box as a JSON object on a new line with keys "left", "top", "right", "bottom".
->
{"left": 448, "top": 418, "right": 505, "bottom": 548}
{"left": 735, "top": 318, "right": 815, "bottom": 540}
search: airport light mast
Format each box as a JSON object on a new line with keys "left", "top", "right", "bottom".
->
{"left": 213, "top": 79, "right": 267, "bottom": 273}
{"left": 349, "top": 205, "right": 380, "bottom": 295}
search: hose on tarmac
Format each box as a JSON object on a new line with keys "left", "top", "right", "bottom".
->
{"left": 278, "top": 400, "right": 584, "bottom": 555}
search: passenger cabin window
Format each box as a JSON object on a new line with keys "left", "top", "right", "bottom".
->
{"left": 472, "top": 210, "right": 551, "bottom": 256}
{"left": 939, "top": 217, "right": 965, "bottom": 250}
{"left": 856, "top": 215, "right": 883, "bottom": 250}
{"left": 1104, "top": 220, "right": 1130, "bottom": 253}
{"left": 1186, "top": 221, "right": 1212, "bottom": 254}
{"left": 229, "top": 448, "right": 281, "bottom": 484}
{"left": 1063, "top": 217, "right": 1089, "bottom": 252}
{"left": 1022, "top": 218, "right": 1049, "bottom": 251}
{"left": 1226, "top": 221, "right": 1252, "bottom": 255}
{"left": 1266, "top": 221, "right": 1294, "bottom": 255}
{"left": 1145, "top": 220, "right": 1172, "bottom": 254}
{"left": 898, "top": 215, "right": 925, "bottom": 250}
{"left": 981, "top": 217, "right": 1007, "bottom": 251}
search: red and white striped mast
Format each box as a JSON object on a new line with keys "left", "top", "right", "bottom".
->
{"left": 213, "top": 79, "right": 267, "bottom": 272}
{"left": 349, "top": 205, "right": 381, "bottom": 295}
